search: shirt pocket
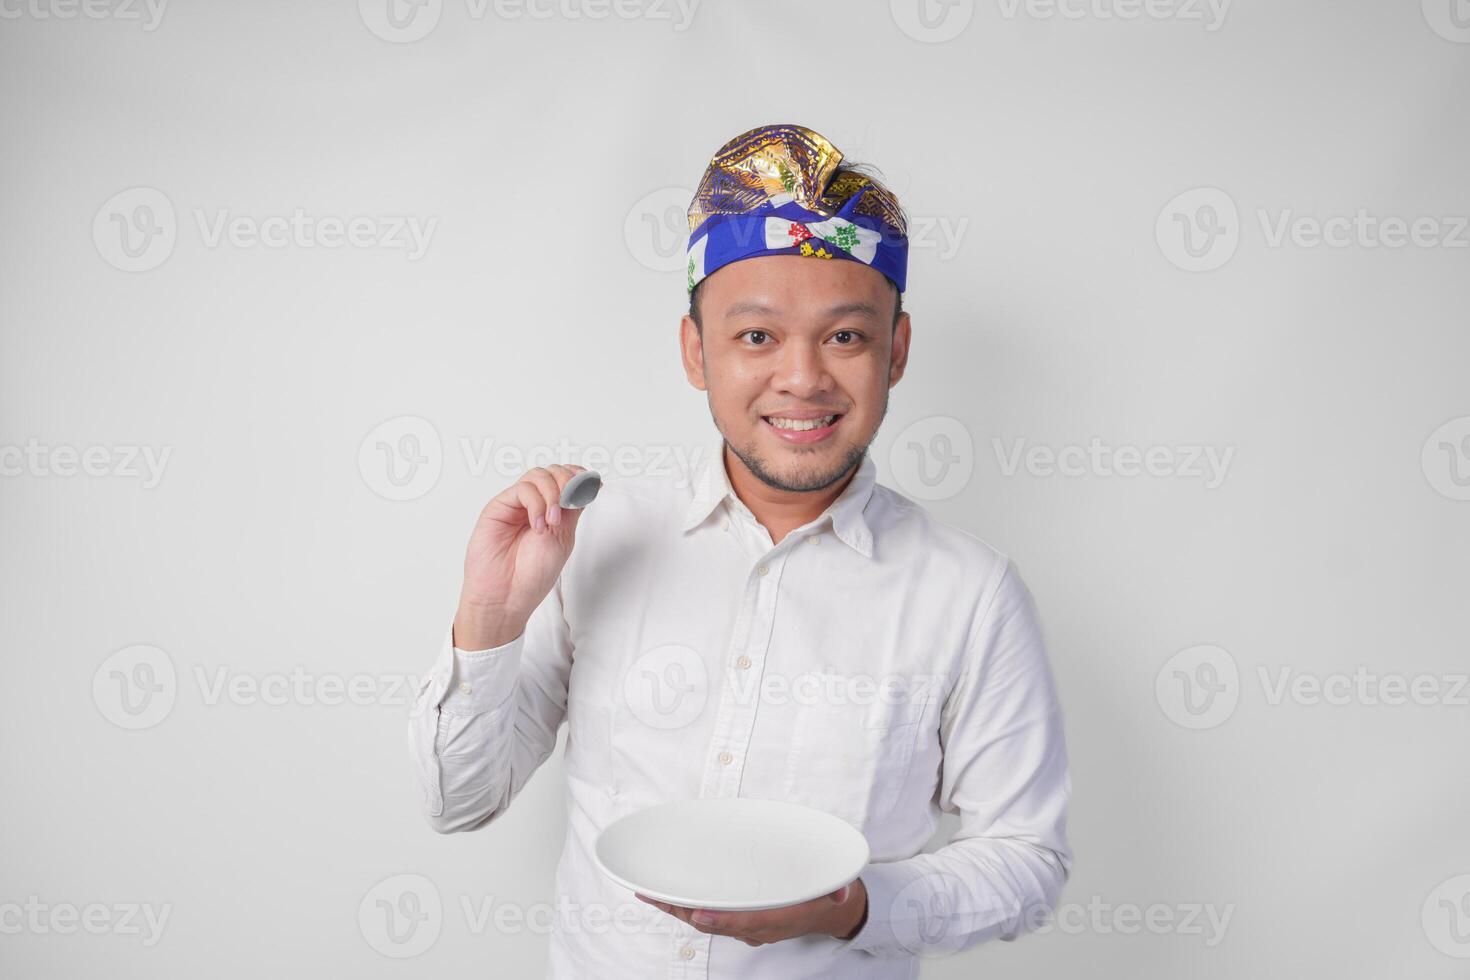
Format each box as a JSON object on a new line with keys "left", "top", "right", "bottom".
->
{"left": 780, "top": 685, "right": 928, "bottom": 829}
{"left": 605, "top": 643, "right": 712, "bottom": 802}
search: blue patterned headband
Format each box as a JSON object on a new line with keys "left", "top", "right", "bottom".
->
{"left": 686, "top": 124, "right": 908, "bottom": 295}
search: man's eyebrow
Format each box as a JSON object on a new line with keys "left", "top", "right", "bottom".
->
{"left": 722, "top": 301, "right": 882, "bottom": 320}
{"left": 822, "top": 301, "right": 882, "bottom": 321}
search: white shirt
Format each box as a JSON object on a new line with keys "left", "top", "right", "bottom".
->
{"left": 408, "top": 431, "right": 1072, "bottom": 978}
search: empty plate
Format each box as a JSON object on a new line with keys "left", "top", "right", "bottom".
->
{"left": 593, "top": 797, "right": 869, "bottom": 911}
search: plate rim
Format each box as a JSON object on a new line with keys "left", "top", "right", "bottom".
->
{"left": 592, "top": 797, "right": 871, "bottom": 912}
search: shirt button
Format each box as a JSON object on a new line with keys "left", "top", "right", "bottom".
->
{"left": 808, "top": 535, "right": 819, "bottom": 545}
{"left": 680, "top": 945, "right": 695, "bottom": 959}
{"left": 718, "top": 750, "right": 733, "bottom": 765}
{"left": 721, "top": 518, "right": 730, "bottom": 531}
{"left": 458, "top": 682, "right": 471, "bottom": 694}
{"left": 736, "top": 655, "right": 751, "bottom": 669}
{"left": 757, "top": 564, "right": 769, "bottom": 576}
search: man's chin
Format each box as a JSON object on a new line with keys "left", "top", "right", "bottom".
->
{"left": 736, "top": 437, "right": 862, "bottom": 494}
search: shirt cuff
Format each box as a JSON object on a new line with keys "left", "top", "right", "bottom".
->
{"left": 418, "top": 624, "right": 525, "bottom": 718}
{"left": 830, "top": 860, "right": 927, "bottom": 958}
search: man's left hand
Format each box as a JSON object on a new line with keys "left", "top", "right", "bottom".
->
{"left": 635, "top": 878, "right": 867, "bottom": 947}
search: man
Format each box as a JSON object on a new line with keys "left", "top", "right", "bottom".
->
{"left": 408, "top": 123, "right": 1072, "bottom": 977}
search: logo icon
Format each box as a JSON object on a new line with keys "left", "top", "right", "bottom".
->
{"left": 359, "top": 873, "right": 442, "bottom": 957}
{"left": 358, "top": 416, "right": 443, "bottom": 501}
{"left": 1156, "top": 187, "right": 1239, "bottom": 272}
{"left": 1422, "top": 416, "right": 1470, "bottom": 501}
{"left": 93, "top": 187, "right": 177, "bottom": 272}
{"left": 93, "top": 644, "right": 178, "bottom": 730}
{"left": 1155, "top": 644, "right": 1239, "bottom": 729}
{"left": 890, "top": 0, "right": 974, "bottom": 43}
{"left": 359, "top": 0, "right": 443, "bottom": 42}
{"left": 624, "top": 187, "right": 694, "bottom": 274}
{"left": 888, "top": 415, "right": 974, "bottom": 501}
{"left": 1423, "top": 0, "right": 1470, "bottom": 42}
{"left": 888, "top": 871, "right": 970, "bottom": 955}
{"left": 623, "top": 644, "right": 707, "bottom": 730}
{"left": 1423, "top": 874, "right": 1470, "bottom": 957}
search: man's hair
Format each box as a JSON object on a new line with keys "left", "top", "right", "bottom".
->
{"left": 688, "top": 161, "right": 907, "bottom": 335}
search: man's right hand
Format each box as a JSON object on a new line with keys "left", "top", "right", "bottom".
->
{"left": 452, "top": 464, "right": 590, "bottom": 650}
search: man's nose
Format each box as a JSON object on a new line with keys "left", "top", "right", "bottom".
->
{"left": 771, "top": 340, "right": 832, "bottom": 395}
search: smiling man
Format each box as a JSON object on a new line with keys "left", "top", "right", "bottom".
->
{"left": 409, "top": 123, "right": 1072, "bottom": 978}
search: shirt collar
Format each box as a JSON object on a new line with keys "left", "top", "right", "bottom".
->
{"left": 680, "top": 432, "right": 877, "bottom": 558}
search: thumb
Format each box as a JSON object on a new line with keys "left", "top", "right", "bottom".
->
{"left": 554, "top": 502, "right": 585, "bottom": 535}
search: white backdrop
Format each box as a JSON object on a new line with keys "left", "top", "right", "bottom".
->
{"left": 2, "top": 1, "right": 1467, "bottom": 976}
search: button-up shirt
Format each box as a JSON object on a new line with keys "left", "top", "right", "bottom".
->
{"left": 408, "top": 432, "right": 1072, "bottom": 978}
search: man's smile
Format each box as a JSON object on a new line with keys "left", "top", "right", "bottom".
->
{"left": 761, "top": 410, "right": 846, "bottom": 444}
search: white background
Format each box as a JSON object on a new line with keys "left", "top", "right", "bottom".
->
{"left": 2, "top": 0, "right": 1467, "bottom": 976}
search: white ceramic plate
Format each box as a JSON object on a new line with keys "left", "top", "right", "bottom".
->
{"left": 593, "top": 797, "right": 870, "bottom": 911}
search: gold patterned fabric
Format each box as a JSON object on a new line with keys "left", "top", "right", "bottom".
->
{"left": 688, "top": 124, "right": 907, "bottom": 238}
{"left": 685, "top": 123, "right": 909, "bottom": 294}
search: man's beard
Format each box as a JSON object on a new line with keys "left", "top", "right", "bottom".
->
{"left": 714, "top": 387, "right": 887, "bottom": 494}
{"left": 729, "top": 439, "right": 868, "bottom": 494}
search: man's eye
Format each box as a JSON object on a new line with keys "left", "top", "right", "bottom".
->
{"left": 739, "top": 330, "right": 863, "bottom": 346}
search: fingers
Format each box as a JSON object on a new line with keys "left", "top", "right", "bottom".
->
{"left": 638, "top": 898, "right": 775, "bottom": 944}
{"left": 521, "top": 469, "right": 563, "bottom": 529}
{"left": 638, "top": 896, "right": 700, "bottom": 929}
{"left": 506, "top": 480, "right": 550, "bottom": 532}
{"left": 545, "top": 465, "right": 590, "bottom": 530}
{"left": 492, "top": 465, "right": 588, "bottom": 533}
{"left": 636, "top": 895, "right": 688, "bottom": 922}
{"left": 691, "top": 914, "right": 771, "bottom": 945}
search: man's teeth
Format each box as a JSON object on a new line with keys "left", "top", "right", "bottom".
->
{"left": 766, "top": 415, "right": 837, "bottom": 431}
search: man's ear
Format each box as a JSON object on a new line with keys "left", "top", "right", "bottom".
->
{"left": 888, "top": 311, "right": 911, "bottom": 387}
{"left": 680, "top": 314, "right": 708, "bottom": 391}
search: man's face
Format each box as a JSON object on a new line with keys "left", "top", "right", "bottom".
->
{"left": 680, "top": 254, "right": 911, "bottom": 493}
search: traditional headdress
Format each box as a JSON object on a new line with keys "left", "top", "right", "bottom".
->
{"left": 685, "top": 124, "right": 908, "bottom": 295}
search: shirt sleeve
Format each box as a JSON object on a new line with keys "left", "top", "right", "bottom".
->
{"left": 833, "top": 558, "right": 1073, "bottom": 958}
{"left": 407, "top": 575, "right": 575, "bottom": 834}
